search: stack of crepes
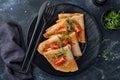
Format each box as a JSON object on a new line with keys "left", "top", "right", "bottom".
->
{"left": 37, "top": 13, "right": 86, "bottom": 72}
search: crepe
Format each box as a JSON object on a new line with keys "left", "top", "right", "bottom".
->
{"left": 69, "top": 32, "right": 82, "bottom": 57}
{"left": 37, "top": 32, "right": 82, "bottom": 57}
{"left": 37, "top": 35, "right": 60, "bottom": 54}
{"left": 71, "top": 14, "right": 86, "bottom": 43}
{"left": 43, "top": 13, "right": 86, "bottom": 43}
{"left": 43, "top": 44, "right": 78, "bottom": 72}
{"left": 43, "top": 19, "right": 68, "bottom": 38}
{"left": 58, "top": 13, "right": 83, "bottom": 19}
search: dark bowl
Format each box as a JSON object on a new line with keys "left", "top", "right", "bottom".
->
{"left": 101, "top": 10, "right": 120, "bottom": 30}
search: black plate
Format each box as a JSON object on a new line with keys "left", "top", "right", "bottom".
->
{"left": 27, "top": 3, "right": 101, "bottom": 76}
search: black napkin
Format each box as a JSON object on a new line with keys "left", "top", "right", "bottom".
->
{"left": 0, "top": 22, "right": 33, "bottom": 80}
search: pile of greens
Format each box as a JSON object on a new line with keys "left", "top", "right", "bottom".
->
{"left": 104, "top": 10, "right": 120, "bottom": 30}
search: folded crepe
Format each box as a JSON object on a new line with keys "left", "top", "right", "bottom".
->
{"left": 37, "top": 32, "right": 82, "bottom": 57}
{"left": 43, "top": 44, "right": 78, "bottom": 72}
{"left": 43, "top": 13, "right": 86, "bottom": 43}
{"left": 69, "top": 32, "right": 82, "bottom": 57}
{"left": 37, "top": 35, "right": 60, "bottom": 54}
{"left": 43, "top": 19, "right": 68, "bottom": 38}
{"left": 71, "top": 14, "right": 86, "bottom": 43}
{"left": 58, "top": 13, "right": 83, "bottom": 19}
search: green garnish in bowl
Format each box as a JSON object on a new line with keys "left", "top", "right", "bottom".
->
{"left": 103, "top": 10, "right": 120, "bottom": 30}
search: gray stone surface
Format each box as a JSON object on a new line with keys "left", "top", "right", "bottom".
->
{"left": 0, "top": 0, "right": 120, "bottom": 80}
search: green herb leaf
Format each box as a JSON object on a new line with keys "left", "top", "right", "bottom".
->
{"left": 54, "top": 48, "right": 67, "bottom": 59}
{"left": 52, "top": 56, "right": 56, "bottom": 59}
{"left": 70, "top": 41, "right": 75, "bottom": 45}
{"left": 59, "top": 32, "right": 66, "bottom": 41}
{"left": 104, "top": 10, "right": 120, "bottom": 30}
{"left": 67, "top": 18, "right": 74, "bottom": 32}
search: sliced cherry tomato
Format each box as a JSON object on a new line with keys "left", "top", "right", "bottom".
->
{"left": 62, "top": 38, "right": 69, "bottom": 45}
{"left": 50, "top": 42, "right": 59, "bottom": 49}
{"left": 54, "top": 56, "right": 66, "bottom": 66}
{"left": 72, "top": 22, "right": 81, "bottom": 32}
{"left": 56, "top": 26, "right": 67, "bottom": 34}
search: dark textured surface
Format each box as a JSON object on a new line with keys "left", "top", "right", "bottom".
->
{"left": 0, "top": 0, "right": 120, "bottom": 80}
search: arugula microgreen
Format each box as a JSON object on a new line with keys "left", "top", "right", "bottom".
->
{"left": 104, "top": 10, "right": 120, "bottom": 30}
{"left": 51, "top": 48, "right": 66, "bottom": 59}
{"left": 67, "top": 18, "right": 74, "bottom": 32}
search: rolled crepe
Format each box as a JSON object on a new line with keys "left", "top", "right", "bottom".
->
{"left": 43, "top": 44, "right": 78, "bottom": 72}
